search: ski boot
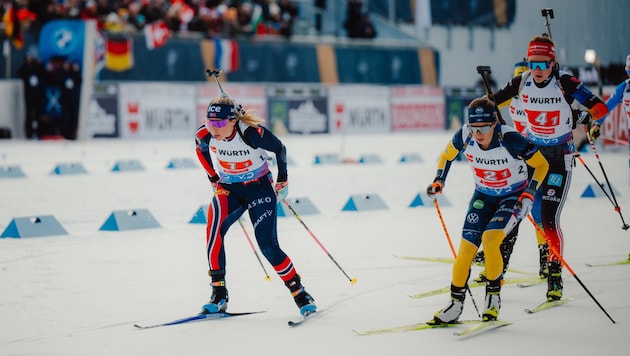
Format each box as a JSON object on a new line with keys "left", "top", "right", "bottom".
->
{"left": 482, "top": 279, "right": 501, "bottom": 321}
{"left": 294, "top": 290, "right": 317, "bottom": 316}
{"left": 285, "top": 275, "right": 317, "bottom": 316}
{"left": 201, "top": 280, "right": 229, "bottom": 313}
{"left": 431, "top": 284, "right": 465, "bottom": 324}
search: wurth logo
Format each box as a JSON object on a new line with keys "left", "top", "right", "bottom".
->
{"left": 474, "top": 157, "right": 509, "bottom": 165}
{"left": 218, "top": 149, "right": 250, "bottom": 156}
{"left": 528, "top": 97, "right": 562, "bottom": 104}
{"left": 128, "top": 102, "right": 139, "bottom": 114}
{"left": 522, "top": 94, "right": 529, "bottom": 103}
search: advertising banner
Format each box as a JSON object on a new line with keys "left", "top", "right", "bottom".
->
{"left": 390, "top": 86, "right": 445, "bottom": 131}
{"left": 38, "top": 20, "right": 86, "bottom": 66}
{"left": 444, "top": 87, "right": 485, "bottom": 130}
{"left": 88, "top": 83, "right": 118, "bottom": 138}
{"left": 327, "top": 85, "right": 390, "bottom": 134}
{"left": 601, "top": 93, "right": 629, "bottom": 147}
{"left": 118, "top": 83, "right": 197, "bottom": 138}
{"left": 266, "top": 85, "right": 328, "bottom": 135}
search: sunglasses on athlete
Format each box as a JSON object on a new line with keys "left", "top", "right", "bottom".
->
{"left": 527, "top": 60, "right": 553, "bottom": 71}
{"left": 467, "top": 123, "right": 494, "bottom": 134}
{"left": 206, "top": 118, "right": 231, "bottom": 128}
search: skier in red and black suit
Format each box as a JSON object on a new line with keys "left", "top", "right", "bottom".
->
{"left": 195, "top": 94, "right": 316, "bottom": 317}
{"left": 492, "top": 35, "right": 608, "bottom": 302}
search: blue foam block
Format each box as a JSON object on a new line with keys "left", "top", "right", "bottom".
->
{"left": 409, "top": 193, "right": 451, "bottom": 208}
{"left": 277, "top": 197, "right": 320, "bottom": 217}
{"left": 399, "top": 153, "right": 423, "bottom": 163}
{"left": 580, "top": 183, "right": 621, "bottom": 198}
{"left": 358, "top": 154, "right": 383, "bottom": 164}
{"left": 100, "top": 209, "right": 161, "bottom": 231}
{"left": 0, "top": 165, "right": 26, "bottom": 178}
{"left": 1, "top": 215, "right": 68, "bottom": 238}
{"left": 111, "top": 160, "right": 145, "bottom": 172}
{"left": 409, "top": 193, "right": 425, "bottom": 207}
{"left": 51, "top": 162, "right": 88, "bottom": 175}
{"left": 314, "top": 153, "right": 341, "bottom": 165}
{"left": 166, "top": 158, "right": 197, "bottom": 169}
{"left": 342, "top": 194, "right": 388, "bottom": 211}
{"left": 189, "top": 205, "right": 209, "bottom": 224}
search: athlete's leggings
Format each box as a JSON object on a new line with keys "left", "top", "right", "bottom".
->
{"left": 531, "top": 145, "right": 572, "bottom": 263}
{"left": 206, "top": 172, "right": 298, "bottom": 282}
{"left": 452, "top": 190, "right": 521, "bottom": 286}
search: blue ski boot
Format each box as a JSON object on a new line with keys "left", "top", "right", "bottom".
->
{"left": 294, "top": 290, "right": 317, "bottom": 316}
{"left": 202, "top": 281, "right": 228, "bottom": 313}
{"left": 285, "top": 275, "right": 317, "bottom": 316}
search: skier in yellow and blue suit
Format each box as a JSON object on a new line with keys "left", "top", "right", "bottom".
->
{"left": 427, "top": 96, "right": 549, "bottom": 324}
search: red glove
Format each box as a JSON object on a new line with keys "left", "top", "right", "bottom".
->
{"left": 275, "top": 180, "right": 288, "bottom": 201}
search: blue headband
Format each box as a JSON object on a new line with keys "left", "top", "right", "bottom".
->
{"left": 467, "top": 105, "right": 496, "bottom": 124}
{"left": 207, "top": 103, "right": 236, "bottom": 120}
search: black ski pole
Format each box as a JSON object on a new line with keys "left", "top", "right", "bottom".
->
{"left": 527, "top": 216, "right": 616, "bottom": 323}
{"left": 581, "top": 126, "right": 629, "bottom": 230}
{"left": 476, "top": 65, "right": 506, "bottom": 125}
{"left": 574, "top": 153, "right": 617, "bottom": 208}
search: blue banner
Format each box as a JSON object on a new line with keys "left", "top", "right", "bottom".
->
{"left": 38, "top": 20, "right": 86, "bottom": 66}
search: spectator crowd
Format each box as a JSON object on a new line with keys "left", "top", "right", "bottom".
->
{"left": 2, "top": 0, "right": 300, "bottom": 39}
{"left": 2, "top": 0, "right": 381, "bottom": 40}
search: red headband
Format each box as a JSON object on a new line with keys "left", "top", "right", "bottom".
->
{"left": 527, "top": 41, "right": 555, "bottom": 58}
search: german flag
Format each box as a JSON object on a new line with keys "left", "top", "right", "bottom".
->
{"left": 105, "top": 36, "right": 133, "bottom": 72}
{"left": 3, "top": 0, "right": 23, "bottom": 49}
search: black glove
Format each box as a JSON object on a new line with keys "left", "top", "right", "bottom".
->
{"left": 209, "top": 174, "right": 220, "bottom": 189}
{"left": 576, "top": 110, "right": 592, "bottom": 125}
{"left": 589, "top": 122, "right": 601, "bottom": 140}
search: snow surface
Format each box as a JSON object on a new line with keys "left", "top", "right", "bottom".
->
{"left": 1, "top": 132, "right": 628, "bottom": 356}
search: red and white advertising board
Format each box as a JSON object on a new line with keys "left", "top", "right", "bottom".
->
{"left": 328, "top": 85, "right": 390, "bottom": 134}
{"left": 601, "top": 93, "right": 629, "bottom": 147}
{"left": 390, "top": 86, "right": 445, "bottom": 131}
{"left": 118, "top": 83, "right": 197, "bottom": 138}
